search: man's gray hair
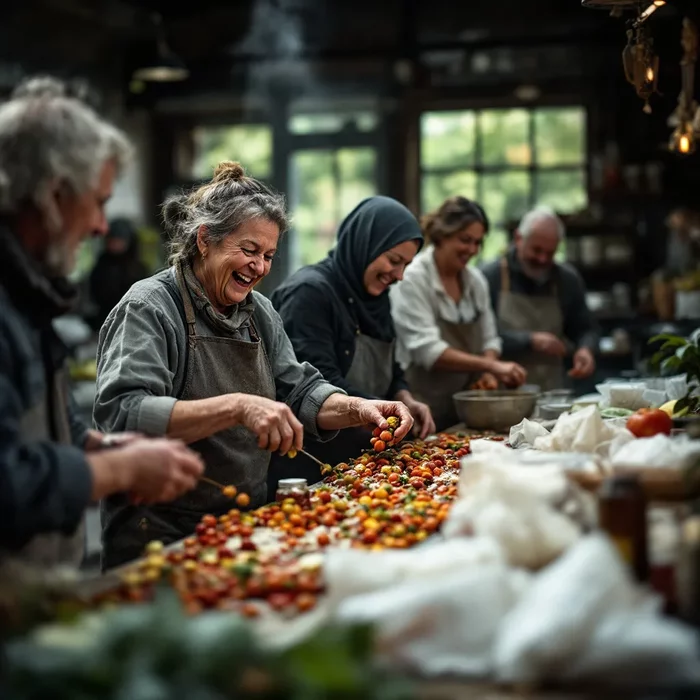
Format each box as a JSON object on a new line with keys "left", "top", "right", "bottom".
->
{"left": 0, "top": 75, "right": 132, "bottom": 231}
{"left": 517, "top": 205, "right": 565, "bottom": 240}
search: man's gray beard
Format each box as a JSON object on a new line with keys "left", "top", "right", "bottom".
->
{"left": 43, "top": 237, "right": 75, "bottom": 278}
{"left": 522, "top": 263, "right": 552, "bottom": 285}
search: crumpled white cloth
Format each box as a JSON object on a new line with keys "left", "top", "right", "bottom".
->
{"left": 513, "top": 405, "right": 635, "bottom": 459}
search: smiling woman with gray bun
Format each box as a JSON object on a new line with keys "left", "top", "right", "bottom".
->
{"left": 94, "top": 161, "right": 415, "bottom": 569}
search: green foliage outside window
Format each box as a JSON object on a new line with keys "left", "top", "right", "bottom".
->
{"left": 420, "top": 107, "right": 587, "bottom": 263}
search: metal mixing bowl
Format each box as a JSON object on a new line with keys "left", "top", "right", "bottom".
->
{"left": 453, "top": 389, "right": 539, "bottom": 431}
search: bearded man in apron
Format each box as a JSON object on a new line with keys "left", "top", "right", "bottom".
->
{"left": 391, "top": 196, "right": 527, "bottom": 432}
{"left": 481, "top": 206, "right": 599, "bottom": 393}
{"left": 270, "top": 196, "right": 435, "bottom": 487}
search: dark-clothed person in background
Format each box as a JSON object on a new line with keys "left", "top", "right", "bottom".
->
{"left": 89, "top": 218, "right": 148, "bottom": 328}
{"left": 481, "top": 206, "right": 599, "bottom": 391}
{"left": 0, "top": 76, "right": 204, "bottom": 569}
{"left": 270, "top": 196, "right": 435, "bottom": 484}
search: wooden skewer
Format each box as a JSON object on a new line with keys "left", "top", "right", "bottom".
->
{"left": 200, "top": 475, "right": 227, "bottom": 490}
{"left": 299, "top": 448, "right": 328, "bottom": 470}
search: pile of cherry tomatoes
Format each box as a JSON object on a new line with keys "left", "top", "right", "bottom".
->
{"left": 100, "top": 427, "right": 474, "bottom": 617}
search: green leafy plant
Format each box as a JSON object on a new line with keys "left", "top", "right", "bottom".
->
{"left": 3, "top": 590, "right": 414, "bottom": 700}
{"left": 650, "top": 330, "right": 700, "bottom": 415}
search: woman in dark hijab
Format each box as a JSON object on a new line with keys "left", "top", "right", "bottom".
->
{"left": 270, "top": 196, "right": 435, "bottom": 481}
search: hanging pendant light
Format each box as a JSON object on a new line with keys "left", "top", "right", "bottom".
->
{"left": 132, "top": 13, "right": 189, "bottom": 83}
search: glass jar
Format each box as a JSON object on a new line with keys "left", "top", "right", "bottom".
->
{"left": 598, "top": 474, "right": 649, "bottom": 582}
{"left": 275, "top": 478, "right": 310, "bottom": 509}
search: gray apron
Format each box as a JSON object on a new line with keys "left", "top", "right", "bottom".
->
{"left": 17, "top": 363, "right": 86, "bottom": 568}
{"left": 406, "top": 289, "right": 484, "bottom": 432}
{"left": 345, "top": 331, "right": 394, "bottom": 398}
{"left": 497, "top": 256, "right": 565, "bottom": 392}
{"left": 101, "top": 265, "right": 276, "bottom": 569}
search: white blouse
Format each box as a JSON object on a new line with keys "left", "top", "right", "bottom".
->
{"left": 390, "top": 246, "right": 503, "bottom": 371}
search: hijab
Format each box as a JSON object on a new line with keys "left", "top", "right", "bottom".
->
{"left": 317, "top": 196, "right": 424, "bottom": 341}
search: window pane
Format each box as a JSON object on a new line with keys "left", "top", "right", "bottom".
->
{"left": 338, "top": 148, "right": 377, "bottom": 217}
{"left": 421, "top": 111, "right": 476, "bottom": 169}
{"left": 421, "top": 170, "right": 478, "bottom": 214}
{"left": 192, "top": 125, "right": 272, "bottom": 180}
{"left": 478, "top": 226, "right": 509, "bottom": 263}
{"left": 289, "top": 112, "right": 378, "bottom": 134}
{"left": 289, "top": 151, "right": 337, "bottom": 270}
{"left": 534, "top": 107, "right": 586, "bottom": 166}
{"left": 289, "top": 148, "right": 378, "bottom": 271}
{"left": 535, "top": 169, "right": 587, "bottom": 213}
{"left": 481, "top": 171, "right": 531, "bottom": 227}
{"left": 480, "top": 109, "right": 531, "bottom": 166}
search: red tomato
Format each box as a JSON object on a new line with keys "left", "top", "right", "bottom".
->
{"left": 626, "top": 408, "right": 672, "bottom": 438}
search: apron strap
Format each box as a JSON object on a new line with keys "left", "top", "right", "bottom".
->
{"left": 500, "top": 256, "right": 510, "bottom": 294}
{"left": 175, "top": 262, "right": 198, "bottom": 349}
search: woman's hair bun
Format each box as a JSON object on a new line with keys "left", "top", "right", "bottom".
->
{"left": 212, "top": 161, "right": 246, "bottom": 183}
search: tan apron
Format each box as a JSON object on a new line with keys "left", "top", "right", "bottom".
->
{"left": 101, "top": 265, "right": 276, "bottom": 569}
{"left": 17, "top": 361, "right": 86, "bottom": 568}
{"left": 406, "top": 291, "right": 484, "bottom": 432}
{"left": 497, "top": 256, "right": 565, "bottom": 392}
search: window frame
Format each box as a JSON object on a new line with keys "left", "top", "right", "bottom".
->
{"left": 418, "top": 101, "right": 589, "bottom": 259}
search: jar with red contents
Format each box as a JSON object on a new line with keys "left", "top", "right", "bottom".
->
{"left": 276, "top": 478, "right": 311, "bottom": 509}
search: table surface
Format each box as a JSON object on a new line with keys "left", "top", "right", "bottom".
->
{"left": 77, "top": 426, "right": 690, "bottom": 699}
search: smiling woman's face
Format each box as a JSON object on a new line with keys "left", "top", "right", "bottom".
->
{"left": 196, "top": 217, "right": 279, "bottom": 309}
{"left": 363, "top": 240, "right": 420, "bottom": 296}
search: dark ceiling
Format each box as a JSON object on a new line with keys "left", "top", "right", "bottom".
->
{"left": 1, "top": 0, "right": 697, "bottom": 99}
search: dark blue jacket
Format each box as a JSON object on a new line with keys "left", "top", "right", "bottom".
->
{"left": 0, "top": 222, "right": 92, "bottom": 552}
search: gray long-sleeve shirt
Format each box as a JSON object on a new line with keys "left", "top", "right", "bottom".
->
{"left": 480, "top": 248, "right": 600, "bottom": 359}
{"left": 93, "top": 268, "right": 342, "bottom": 440}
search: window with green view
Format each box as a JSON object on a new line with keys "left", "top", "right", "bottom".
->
{"left": 420, "top": 107, "right": 587, "bottom": 261}
{"left": 192, "top": 124, "right": 273, "bottom": 181}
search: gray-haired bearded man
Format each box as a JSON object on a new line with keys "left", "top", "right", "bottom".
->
{"left": 0, "top": 76, "right": 203, "bottom": 568}
{"left": 481, "top": 206, "right": 599, "bottom": 392}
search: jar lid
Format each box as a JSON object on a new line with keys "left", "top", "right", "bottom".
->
{"left": 278, "top": 478, "right": 308, "bottom": 488}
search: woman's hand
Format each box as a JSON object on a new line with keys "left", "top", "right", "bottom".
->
{"left": 234, "top": 394, "right": 304, "bottom": 454}
{"left": 491, "top": 361, "right": 527, "bottom": 387}
{"left": 395, "top": 390, "right": 435, "bottom": 439}
{"left": 353, "top": 399, "right": 414, "bottom": 443}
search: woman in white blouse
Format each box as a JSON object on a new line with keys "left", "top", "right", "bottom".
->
{"left": 390, "top": 196, "right": 527, "bottom": 430}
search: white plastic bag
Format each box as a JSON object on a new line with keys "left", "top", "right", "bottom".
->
{"left": 335, "top": 557, "right": 529, "bottom": 676}
{"left": 324, "top": 536, "right": 503, "bottom": 601}
{"left": 493, "top": 534, "right": 639, "bottom": 683}
{"left": 444, "top": 459, "right": 581, "bottom": 569}
{"left": 610, "top": 433, "right": 700, "bottom": 470}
